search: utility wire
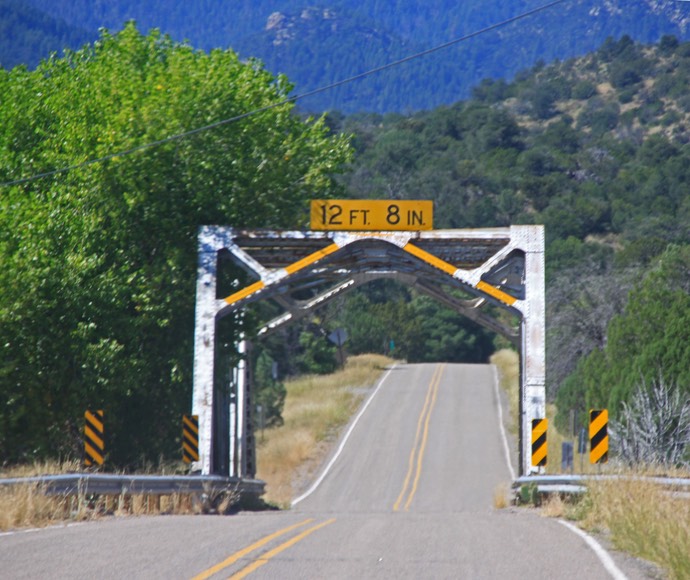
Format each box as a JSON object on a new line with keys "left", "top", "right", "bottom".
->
{"left": 1, "top": 0, "right": 571, "bottom": 188}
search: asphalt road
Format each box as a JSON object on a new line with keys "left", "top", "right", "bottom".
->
{"left": 1, "top": 363, "right": 655, "bottom": 579}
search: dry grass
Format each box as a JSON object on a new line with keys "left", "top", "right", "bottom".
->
{"left": 0, "top": 484, "right": 75, "bottom": 531}
{"left": 540, "top": 493, "right": 566, "bottom": 518}
{"left": 0, "top": 482, "right": 208, "bottom": 532}
{"left": 487, "top": 347, "right": 690, "bottom": 579}
{"left": 115, "top": 492, "right": 205, "bottom": 517}
{"left": 255, "top": 353, "right": 393, "bottom": 506}
{"left": 573, "top": 476, "right": 690, "bottom": 580}
{"left": 0, "top": 459, "right": 93, "bottom": 531}
{"left": 489, "top": 348, "right": 519, "bottom": 435}
{"left": 0, "top": 458, "right": 83, "bottom": 478}
{"left": 493, "top": 483, "right": 509, "bottom": 509}
{"left": 0, "top": 458, "right": 212, "bottom": 532}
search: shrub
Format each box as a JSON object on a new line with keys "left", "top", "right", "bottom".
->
{"left": 611, "top": 376, "right": 690, "bottom": 467}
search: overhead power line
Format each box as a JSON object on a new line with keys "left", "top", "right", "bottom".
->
{"left": 1, "top": 0, "right": 571, "bottom": 188}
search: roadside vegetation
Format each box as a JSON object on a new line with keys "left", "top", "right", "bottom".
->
{"left": 0, "top": 480, "right": 205, "bottom": 532}
{"left": 255, "top": 353, "right": 393, "bottom": 507}
{"left": 0, "top": 459, "right": 205, "bottom": 532}
{"left": 578, "top": 477, "right": 690, "bottom": 580}
{"left": 494, "top": 344, "right": 689, "bottom": 579}
{"left": 0, "top": 354, "right": 392, "bottom": 530}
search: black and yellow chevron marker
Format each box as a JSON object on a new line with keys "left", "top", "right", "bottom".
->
{"left": 84, "top": 409, "right": 104, "bottom": 467}
{"left": 182, "top": 414, "right": 199, "bottom": 464}
{"left": 589, "top": 409, "right": 609, "bottom": 464}
{"left": 531, "top": 418, "right": 547, "bottom": 467}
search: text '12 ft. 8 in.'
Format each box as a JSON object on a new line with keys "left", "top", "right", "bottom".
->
{"left": 310, "top": 200, "right": 433, "bottom": 231}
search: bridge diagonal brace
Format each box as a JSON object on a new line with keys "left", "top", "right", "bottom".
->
{"left": 402, "top": 240, "right": 523, "bottom": 312}
{"left": 258, "top": 270, "right": 447, "bottom": 337}
{"left": 192, "top": 225, "right": 546, "bottom": 479}
{"left": 218, "top": 242, "right": 341, "bottom": 317}
{"left": 414, "top": 279, "right": 519, "bottom": 345}
{"left": 258, "top": 277, "right": 359, "bottom": 336}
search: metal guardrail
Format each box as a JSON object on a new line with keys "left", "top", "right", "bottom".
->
{"left": 513, "top": 474, "right": 690, "bottom": 495}
{"left": 0, "top": 473, "right": 265, "bottom": 498}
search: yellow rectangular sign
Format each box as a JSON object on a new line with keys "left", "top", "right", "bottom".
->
{"left": 310, "top": 200, "right": 433, "bottom": 231}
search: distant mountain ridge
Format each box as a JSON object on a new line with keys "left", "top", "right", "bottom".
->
{"left": 0, "top": 0, "right": 90, "bottom": 70}
{"left": 5, "top": 0, "right": 690, "bottom": 112}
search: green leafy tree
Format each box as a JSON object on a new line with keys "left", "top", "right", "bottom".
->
{"left": 556, "top": 245, "right": 690, "bottom": 429}
{"left": 605, "top": 245, "right": 690, "bottom": 412}
{"left": 253, "top": 351, "right": 286, "bottom": 428}
{"left": 296, "top": 330, "right": 338, "bottom": 375}
{"left": 336, "top": 282, "right": 420, "bottom": 360}
{"left": 408, "top": 295, "right": 495, "bottom": 364}
{"left": 0, "top": 23, "right": 351, "bottom": 466}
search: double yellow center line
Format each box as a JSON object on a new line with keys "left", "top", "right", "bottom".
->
{"left": 393, "top": 363, "right": 445, "bottom": 512}
{"left": 192, "top": 518, "right": 336, "bottom": 579}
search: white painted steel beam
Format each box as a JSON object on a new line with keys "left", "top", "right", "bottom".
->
{"left": 192, "top": 225, "right": 545, "bottom": 477}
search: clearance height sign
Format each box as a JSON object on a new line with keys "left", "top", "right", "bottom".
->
{"left": 311, "top": 200, "right": 433, "bottom": 231}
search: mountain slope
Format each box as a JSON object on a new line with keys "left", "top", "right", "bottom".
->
{"left": 0, "top": 0, "right": 90, "bottom": 69}
{"left": 7, "top": 0, "right": 690, "bottom": 111}
{"left": 336, "top": 34, "right": 690, "bottom": 401}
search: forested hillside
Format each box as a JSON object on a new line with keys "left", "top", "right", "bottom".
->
{"left": 335, "top": 34, "right": 690, "bottom": 444}
{"left": 0, "top": 0, "right": 89, "bottom": 69}
{"left": 5, "top": 0, "right": 690, "bottom": 112}
{"left": 1, "top": 27, "right": 688, "bottom": 466}
{"left": 0, "top": 24, "right": 351, "bottom": 466}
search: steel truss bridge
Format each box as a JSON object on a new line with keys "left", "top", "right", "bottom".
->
{"left": 192, "top": 225, "right": 545, "bottom": 479}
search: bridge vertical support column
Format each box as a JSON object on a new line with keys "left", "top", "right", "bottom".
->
{"left": 229, "top": 339, "right": 256, "bottom": 478}
{"left": 192, "top": 234, "right": 219, "bottom": 475}
{"left": 192, "top": 226, "right": 260, "bottom": 479}
{"left": 230, "top": 339, "right": 243, "bottom": 478}
{"left": 244, "top": 340, "right": 256, "bottom": 478}
{"left": 192, "top": 226, "right": 240, "bottom": 476}
{"left": 517, "top": 225, "right": 546, "bottom": 476}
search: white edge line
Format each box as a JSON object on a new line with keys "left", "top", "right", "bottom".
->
{"left": 492, "top": 365, "right": 516, "bottom": 481}
{"left": 490, "top": 365, "right": 626, "bottom": 579}
{"left": 0, "top": 521, "right": 83, "bottom": 538}
{"left": 558, "top": 520, "right": 629, "bottom": 580}
{"left": 291, "top": 364, "right": 396, "bottom": 507}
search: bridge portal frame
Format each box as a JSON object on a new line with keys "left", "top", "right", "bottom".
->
{"left": 192, "top": 225, "right": 545, "bottom": 479}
